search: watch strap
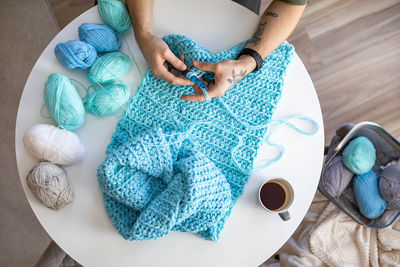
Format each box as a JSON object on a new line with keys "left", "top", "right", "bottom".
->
{"left": 237, "top": 48, "right": 264, "bottom": 72}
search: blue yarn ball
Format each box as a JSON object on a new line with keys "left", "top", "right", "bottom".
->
{"left": 353, "top": 171, "right": 386, "bottom": 219}
{"left": 78, "top": 23, "right": 121, "bottom": 53}
{"left": 98, "top": 0, "right": 131, "bottom": 34}
{"left": 88, "top": 52, "right": 131, "bottom": 84}
{"left": 86, "top": 83, "right": 130, "bottom": 116}
{"left": 343, "top": 136, "right": 376, "bottom": 175}
{"left": 54, "top": 40, "right": 97, "bottom": 69}
{"left": 44, "top": 73, "right": 85, "bottom": 131}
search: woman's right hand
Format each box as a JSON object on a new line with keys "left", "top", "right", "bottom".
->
{"left": 135, "top": 31, "right": 193, "bottom": 86}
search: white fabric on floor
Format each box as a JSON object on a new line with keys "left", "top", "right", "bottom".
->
{"left": 262, "top": 191, "right": 400, "bottom": 267}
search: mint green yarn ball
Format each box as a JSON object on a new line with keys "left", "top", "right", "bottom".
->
{"left": 44, "top": 73, "right": 85, "bottom": 131}
{"left": 98, "top": 0, "right": 131, "bottom": 34}
{"left": 343, "top": 136, "right": 376, "bottom": 175}
{"left": 88, "top": 52, "right": 131, "bottom": 85}
{"left": 86, "top": 83, "right": 130, "bottom": 116}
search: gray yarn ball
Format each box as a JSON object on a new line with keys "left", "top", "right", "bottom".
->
{"left": 323, "top": 155, "right": 354, "bottom": 197}
{"left": 326, "top": 135, "right": 342, "bottom": 161}
{"left": 26, "top": 162, "right": 74, "bottom": 210}
{"left": 379, "top": 164, "right": 400, "bottom": 209}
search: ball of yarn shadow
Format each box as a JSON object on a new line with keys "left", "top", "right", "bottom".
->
{"left": 26, "top": 162, "right": 74, "bottom": 210}
{"left": 54, "top": 40, "right": 97, "bottom": 69}
{"left": 44, "top": 73, "right": 86, "bottom": 131}
{"left": 78, "top": 23, "right": 121, "bottom": 53}
{"left": 322, "top": 155, "right": 354, "bottom": 197}
{"left": 343, "top": 136, "right": 376, "bottom": 175}
{"left": 98, "top": 0, "right": 131, "bottom": 34}
{"left": 86, "top": 83, "right": 130, "bottom": 116}
{"left": 23, "top": 124, "right": 85, "bottom": 165}
{"left": 379, "top": 164, "right": 400, "bottom": 209}
{"left": 353, "top": 171, "right": 386, "bottom": 219}
{"left": 88, "top": 52, "right": 131, "bottom": 84}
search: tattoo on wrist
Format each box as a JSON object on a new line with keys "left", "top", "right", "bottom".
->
{"left": 265, "top": 11, "right": 278, "bottom": 18}
{"left": 227, "top": 69, "right": 247, "bottom": 85}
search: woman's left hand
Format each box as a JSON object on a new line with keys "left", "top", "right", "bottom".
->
{"left": 180, "top": 55, "right": 257, "bottom": 102}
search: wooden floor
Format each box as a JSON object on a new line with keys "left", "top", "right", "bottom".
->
{"left": 289, "top": 0, "right": 400, "bottom": 144}
{"left": 49, "top": 0, "right": 400, "bottom": 144}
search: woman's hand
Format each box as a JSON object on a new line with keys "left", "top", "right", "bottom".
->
{"left": 181, "top": 55, "right": 257, "bottom": 102}
{"left": 135, "top": 31, "right": 193, "bottom": 86}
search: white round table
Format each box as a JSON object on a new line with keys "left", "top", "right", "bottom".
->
{"left": 15, "top": 1, "right": 324, "bottom": 266}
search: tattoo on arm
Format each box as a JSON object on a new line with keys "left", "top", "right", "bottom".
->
{"left": 264, "top": 11, "right": 278, "bottom": 18}
{"left": 248, "top": 22, "right": 267, "bottom": 45}
{"left": 227, "top": 69, "right": 247, "bottom": 85}
{"left": 248, "top": 11, "right": 278, "bottom": 45}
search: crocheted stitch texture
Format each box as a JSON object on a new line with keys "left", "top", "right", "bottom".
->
{"left": 98, "top": 34, "right": 294, "bottom": 241}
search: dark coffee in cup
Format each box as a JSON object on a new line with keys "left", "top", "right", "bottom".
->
{"left": 259, "top": 182, "right": 286, "bottom": 211}
{"left": 258, "top": 178, "right": 294, "bottom": 221}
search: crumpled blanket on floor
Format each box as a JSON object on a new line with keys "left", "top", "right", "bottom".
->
{"left": 262, "top": 191, "right": 400, "bottom": 267}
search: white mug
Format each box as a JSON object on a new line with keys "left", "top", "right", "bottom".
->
{"left": 258, "top": 178, "right": 295, "bottom": 221}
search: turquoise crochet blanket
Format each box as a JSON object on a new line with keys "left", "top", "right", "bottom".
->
{"left": 98, "top": 34, "right": 294, "bottom": 241}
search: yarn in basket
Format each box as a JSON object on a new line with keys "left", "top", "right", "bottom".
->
{"left": 322, "top": 155, "right": 354, "bottom": 197}
{"left": 343, "top": 136, "right": 376, "bottom": 175}
{"left": 379, "top": 164, "right": 400, "bottom": 209}
{"left": 353, "top": 171, "right": 386, "bottom": 219}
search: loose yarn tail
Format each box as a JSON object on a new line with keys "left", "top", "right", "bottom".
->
{"left": 70, "top": 78, "right": 93, "bottom": 101}
{"left": 123, "top": 35, "right": 144, "bottom": 77}
{"left": 250, "top": 116, "right": 319, "bottom": 173}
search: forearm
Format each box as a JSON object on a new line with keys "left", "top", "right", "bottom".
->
{"left": 246, "top": 0, "right": 306, "bottom": 58}
{"left": 126, "top": 0, "right": 154, "bottom": 37}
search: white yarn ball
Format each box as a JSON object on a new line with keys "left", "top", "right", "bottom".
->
{"left": 26, "top": 162, "right": 74, "bottom": 210}
{"left": 23, "top": 124, "right": 84, "bottom": 165}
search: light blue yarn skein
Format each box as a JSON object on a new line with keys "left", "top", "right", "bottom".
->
{"left": 98, "top": 0, "right": 131, "bottom": 34}
{"left": 353, "top": 171, "right": 386, "bottom": 219}
{"left": 86, "top": 84, "right": 130, "bottom": 116}
{"left": 78, "top": 23, "right": 121, "bottom": 53}
{"left": 343, "top": 136, "right": 376, "bottom": 175}
{"left": 88, "top": 52, "right": 131, "bottom": 84}
{"left": 54, "top": 40, "right": 97, "bottom": 70}
{"left": 44, "top": 73, "right": 85, "bottom": 131}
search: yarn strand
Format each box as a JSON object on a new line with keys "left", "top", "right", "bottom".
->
{"left": 123, "top": 35, "right": 144, "bottom": 77}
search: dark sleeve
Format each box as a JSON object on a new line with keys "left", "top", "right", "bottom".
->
{"left": 232, "top": 0, "right": 261, "bottom": 14}
{"left": 279, "top": 0, "right": 308, "bottom": 5}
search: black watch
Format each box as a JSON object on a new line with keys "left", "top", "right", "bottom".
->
{"left": 237, "top": 48, "right": 264, "bottom": 72}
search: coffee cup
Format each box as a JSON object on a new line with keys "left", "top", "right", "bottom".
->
{"left": 258, "top": 178, "right": 294, "bottom": 221}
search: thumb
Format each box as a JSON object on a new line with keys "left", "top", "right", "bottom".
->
{"left": 164, "top": 50, "right": 186, "bottom": 71}
{"left": 193, "top": 61, "right": 217, "bottom": 72}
